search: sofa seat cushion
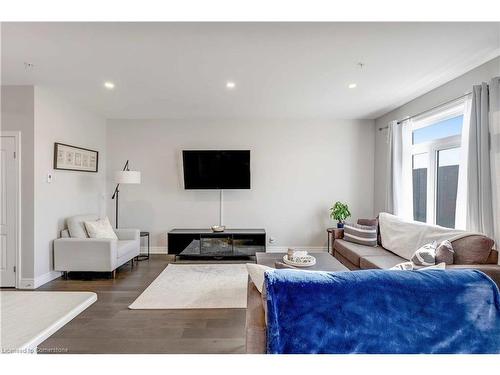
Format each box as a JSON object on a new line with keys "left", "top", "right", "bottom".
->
{"left": 117, "top": 240, "right": 138, "bottom": 258}
{"left": 360, "top": 253, "right": 406, "bottom": 269}
{"left": 334, "top": 251, "right": 360, "bottom": 270}
{"left": 333, "top": 239, "right": 389, "bottom": 267}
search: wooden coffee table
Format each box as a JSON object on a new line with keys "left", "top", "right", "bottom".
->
{"left": 256, "top": 252, "right": 349, "bottom": 272}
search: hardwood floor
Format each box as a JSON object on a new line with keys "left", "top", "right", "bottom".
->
{"left": 37, "top": 255, "right": 247, "bottom": 354}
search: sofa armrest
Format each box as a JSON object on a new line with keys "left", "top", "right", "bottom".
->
{"left": 54, "top": 238, "right": 117, "bottom": 272}
{"left": 332, "top": 228, "right": 344, "bottom": 239}
{"left": 447, "top": 264, "right": 500, "bottom": 288}
{"left": 114, "top": 228, "right": 140, "bottom": 241}
{"left": 328, "top": 228, "right": 344, "bottom": 239}
{"left": 245, "top": 278, "right": 266, "bottom": 354}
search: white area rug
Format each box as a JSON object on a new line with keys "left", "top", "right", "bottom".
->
{"left": 129, "top": 264, "right": 248, "bottom": 309}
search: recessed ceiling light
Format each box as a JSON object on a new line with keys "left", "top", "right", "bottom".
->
{"left": 348, "top": 83, "right": 357, "bottom": 89}
{"left": 226, "top": 81, "right": 236, "bottom": 90}
{"left": 104, "top": 81, "right": 115, "bottom": 90}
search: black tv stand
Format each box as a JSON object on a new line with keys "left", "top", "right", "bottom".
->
{"left": 167, "top": 228, "right": 266, "bottom": 259}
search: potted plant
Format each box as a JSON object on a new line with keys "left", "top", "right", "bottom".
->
{"left": 330, "top": 201, "right": 351, "bottom": 228}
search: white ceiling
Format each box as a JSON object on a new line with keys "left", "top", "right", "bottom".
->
{"left": 2, "top": 22, "right": 499, "bottom": 119}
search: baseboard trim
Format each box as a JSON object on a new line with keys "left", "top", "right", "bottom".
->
{"left": 266, "top": 246, "right": 327, "bottom": 253}
{"left": 140, "top": 246, "right": 327, "bottom": 255}
{"left": 34, "top": 271, "right": 62, "bottom": 288}
{"left": 18, "top": 271, "right": 62, "bottom": 289}
{"left": 19, "top": 278, "right": 36, "bottom": 289}
{"left": 141, "top": 246, "right": 168, "bottom": 254}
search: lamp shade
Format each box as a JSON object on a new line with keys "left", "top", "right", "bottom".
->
{"left": 114, "top": 170, "right": 141, "bottom": 184}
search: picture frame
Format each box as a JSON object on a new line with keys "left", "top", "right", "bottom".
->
{"left": 53, "top": 142, "right": 99, "bottom": 173}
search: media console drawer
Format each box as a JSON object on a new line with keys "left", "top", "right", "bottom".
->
{"left": 167, "top": 229, "right": 266, "bottom": 258}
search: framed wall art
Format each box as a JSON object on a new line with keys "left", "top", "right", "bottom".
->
{"left": 54, "top": 142, "right": 99, "bottom": 172}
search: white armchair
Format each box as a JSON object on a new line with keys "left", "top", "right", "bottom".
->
{"left": 54, "top": 215, "right": 140, "bottom": 278}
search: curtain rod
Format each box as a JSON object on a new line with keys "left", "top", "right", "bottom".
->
{"left": 378, "top": 91, "right": 472, "bottom": 131}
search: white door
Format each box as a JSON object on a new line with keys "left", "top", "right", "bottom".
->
{"left": 0, "top": 136, "right": 17, "bottom": 287}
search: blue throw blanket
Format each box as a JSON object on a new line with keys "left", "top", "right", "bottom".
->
{"left": 265, "top": 269, "right": 500, "bottom": 354}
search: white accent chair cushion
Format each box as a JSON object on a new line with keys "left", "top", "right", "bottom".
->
{"left": 67, "top": 214, "right": 99, "bottom": 238}
{"left": 84, "top": 217, "right": 118, "bottom": 240}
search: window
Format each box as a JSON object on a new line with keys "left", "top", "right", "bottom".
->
{"left": 412, "top": 153, "right": 428, "bottom": 223}
{"left": 436, "top": 147, "right": 460, "bottom": 227}
{"left": 409, "top": 101, "right": 465, "bottom": 228}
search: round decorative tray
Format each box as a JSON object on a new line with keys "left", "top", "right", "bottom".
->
{"left": 282, "top": 254, "right": 316, "bottom": 267}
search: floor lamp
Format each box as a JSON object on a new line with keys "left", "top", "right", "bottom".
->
{"left": 111, "top": 160, "right": 141, "bottom": 229}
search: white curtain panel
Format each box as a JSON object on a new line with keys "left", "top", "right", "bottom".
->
{"left": 385, "top": 119, "right": 413, "bottom": 219}
{"left": 455, "top": 96, "right": 472, "bottom": 229}
{"left": 489, "top": 77, "right": 500, "bottom": 247}
{"left": 385, "top": 121, "right": 399, "bottom": 214}
{"left": 466, "top": 81, "right": 496, "bottom": 243}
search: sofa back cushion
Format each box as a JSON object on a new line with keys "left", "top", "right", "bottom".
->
{"left": 60, "top": 229, "right": 70, "bottom": 238}
{"left": 357, "top": 218, "right": 378, "bottom": 227}
{"left": 487, "top": 249, "right": 499, "bottom": 264}
{"left": 379, "top": 212, "right": 468, "bottom": 260}
{"left": 344, "top": 223, "right": 378, "bottom": 247}
{"left": 451, "top": 235, "right": 494, "bottom": 264}
{"left": 67, "top": 214, "right": 99, "bottom": 238}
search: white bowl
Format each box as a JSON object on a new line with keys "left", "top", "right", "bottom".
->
{"left": 211, "top": 225, "right": 225, "bottom": 232}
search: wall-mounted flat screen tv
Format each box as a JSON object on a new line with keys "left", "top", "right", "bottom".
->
{"left": 182, "top": 150, "right": 251, "bottom": 189}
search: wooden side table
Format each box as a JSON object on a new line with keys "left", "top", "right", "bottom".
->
{"left": 327, "top": 228, "right": 344, "bottom": 254}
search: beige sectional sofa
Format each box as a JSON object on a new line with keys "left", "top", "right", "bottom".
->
{"left": 246, "top": 218, "right": 500, "bottom": 353}
{"left": 332, "top": 219, "right": 500, "bottom": 286}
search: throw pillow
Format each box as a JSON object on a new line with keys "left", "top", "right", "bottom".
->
{"left": 84, "top": 217, "right": 118, "bottom": 240}
{"left": 435, "top": 240, "right": 454, "bottom": 265}
{"left": 357, "top": 218, "right": 381, "bottom": 245}
{"left": 343, "top": 223, "right": 377, "bottom": 247}
{"left": 390, "top": 262, "right": 446, "bottom": 271}
{"left": 410, "top": 241, "right": 437, "bottom": 266}
{"left": 390, "top": 262, "right": 414, "bottom": 270}
{"left": 246, "top": 263, "right": 273, "bottom": 294}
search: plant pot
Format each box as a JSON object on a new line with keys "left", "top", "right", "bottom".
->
{"left": 337, "top": 222, "right": 344, "bottom": 229}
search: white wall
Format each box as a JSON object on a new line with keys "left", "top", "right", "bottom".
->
{"left": 373, "top": 56, "right": 500, "bottom": 215}
{"left": 33, "top": 87, "right": 106, "bottom": 284}
{"left": 107, "top": 119, "right": 375, "bottom": 251}
{"left": 1, "top": 86, "right": 35, "bottom": 281}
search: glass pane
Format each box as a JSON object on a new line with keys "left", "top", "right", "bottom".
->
{"left": 412, "top": 115, "right": 463, "bottom": 144}
{"left": 412, "top": 153, "right": 428, "bottom": 223}
{"left": 436, "top": 148, "right": 460, "bottom": 228}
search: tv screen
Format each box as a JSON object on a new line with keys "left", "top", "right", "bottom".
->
{"left": 182, "top": 150, "right": 251, "bottom": 189}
